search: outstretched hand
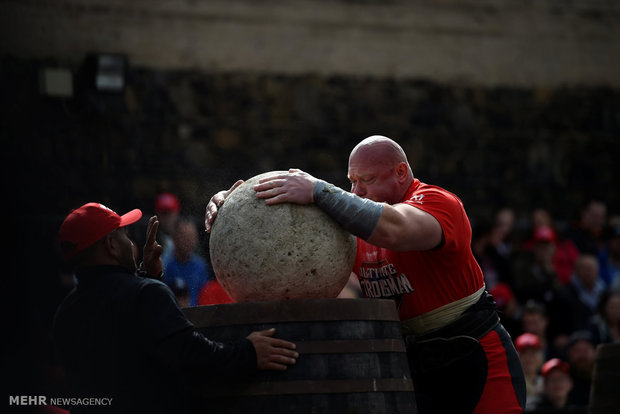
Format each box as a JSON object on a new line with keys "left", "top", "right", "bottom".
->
{"left": 254, "top": 168, "right": 318, "bottom": 205}
{"left": 247, "top": 328, "right": 298, "bottom": 371}
{"left": 142, "top": 216, "right": 163, "bottom": 277}
{"left": 205, "top": 180, "right": 244, "bottom": 233}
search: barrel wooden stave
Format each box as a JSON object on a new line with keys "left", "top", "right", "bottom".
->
{"left": 184, "top": 299, "right": 417, "bottom": 413}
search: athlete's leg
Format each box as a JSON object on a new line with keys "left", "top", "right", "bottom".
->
{"left": 474, "top": 324, "right": 526, "bottom": 414}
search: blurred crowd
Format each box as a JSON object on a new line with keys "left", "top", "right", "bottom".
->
{"left": 471, "top": 200, "right": 619, "bottom": 411}
{"left": 147, "top": 192, "right": 234, "bottom": 310}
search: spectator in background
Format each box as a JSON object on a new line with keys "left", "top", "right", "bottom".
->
{"left": 533, "top": 358, "right": 574, "bottom": 411}
{"left": 169, "top": 277, "right": 191, "bottom": 308}
{"left": 472, "top": 213, "right": 514, "bottom": 290}
{"left": 550, "top": 254, "right": 606, "bottom": 343}
{"left": 564, "top": 330, "right": 596, "bottom": 408}
{"left": 472, "top": 219, "right": 499, "bottom": 287}
{"left": 155, "top": 192, "right": 181, "bottom": 264}
{"left": 522, "top": 208, "right": 554, "bottom": 251}
{"left": 513, "top": 226, "right": 560, "bottom": 305}
{"left": 490, "top": 282, "right": 522, "bottom": 339}
{"left": 522, "top": 208, "right": 579, "bottom": 285}
{"left": 494, "top": 207, "right": 516, "bottom": 262}
{"left": 567, "top": 199, "right": 607, "bottom": 255}
{"left": 598, "top": 223, "right": 620, "bottom": 287}
{"left": 588, "top": 288, "right": 620, "bottom": 345}
{"left": 553, "top": 230, "right": 581, "bottom": 286}
{"left": 514, "top": 333, "right": 544, "bottom": 411}
{"left": 198, "top": 277, "right": 234, "bottom": 305}
{"left": 521, "top": 300, "right": 556, "bottom": 359}
{"left": 163, "top": 218, "right": 211, "bottom": 306}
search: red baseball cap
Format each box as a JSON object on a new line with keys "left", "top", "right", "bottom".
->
{"left": 155, "top": 192, "right": 180, "bottom": 213}
{"left": 59, "top": 202, "right": 142, "bottom": 259}
{"left": 541, "top": 358, "right": 570, "bottom": 378}
{"left": 533, "top": 226, "right": 556, "bottom": 243}
{"left": 490, "top": 283, "right": 514, "bottom": 308}
{"left": 515, "top": 333, "right": 542, "bottom": 352}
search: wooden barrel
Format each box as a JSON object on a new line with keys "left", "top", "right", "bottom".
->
{"left": 183, "top": 298, "right": 417, "bottom": 413}
{"left": 589, "top": 343, "right": 620, "bottom": 414}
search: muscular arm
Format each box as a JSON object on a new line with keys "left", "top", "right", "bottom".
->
{"left": 255, "top": 170, "right": 443, "bottom": 252}
{"left": 368, "top": 203, "right": 443, "bottom": 252}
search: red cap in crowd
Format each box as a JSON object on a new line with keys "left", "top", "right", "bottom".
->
{"left": 59, "top": 202, "right": 142, "bottom": 259}
{"left": 515, "top": 333, "right": 542, "bottom": 352}
{"left": 155, "top": 192, "right": 181, "bottom": 214}
{"left": 533, "top": 226, "right": 556, "bottom": 243}
{"left": 490, "top": 283, "right": 514, "bottom": 309}
{"left": 541, "top": 358, "right": 570, "bottom": 378}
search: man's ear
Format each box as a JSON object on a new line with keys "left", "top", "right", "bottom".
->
{"left": 102, "top": 232, "right": 120, "bottom": 259}
{"left": 396, "top": 162, "right": 408, "bottom": 181}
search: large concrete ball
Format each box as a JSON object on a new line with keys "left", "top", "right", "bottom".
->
{"left": 209, "top": 171, "right": 357, "bottom": 302}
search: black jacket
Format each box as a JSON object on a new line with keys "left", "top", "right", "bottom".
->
{"left": 53, "top": 265, "right": 256, "bottom": 413}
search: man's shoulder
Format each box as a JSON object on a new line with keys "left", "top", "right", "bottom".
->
{"left": 405, "top": 180, "right": 463, "bottom": 209}
{"left": 132, "top": 275, "right": 173, "bottom": 294}
{"left": 413, "top": 180, "right": 458, "bottom": 198}
{"left": 108, "top": 275, "right": 179, "bottom": 315}
{"left": 104, "top": 271, "right": 173, "bottom": 300}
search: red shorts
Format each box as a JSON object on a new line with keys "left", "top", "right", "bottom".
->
{"left": 408, "top": 323, "right": 525, "bottom": 414}
{"left": 474, "top": 327, "right": 525, "bottom": 413}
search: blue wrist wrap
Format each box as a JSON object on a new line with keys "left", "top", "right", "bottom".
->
{"left": 313, "top": 180, "right": 384, "bottom": 240}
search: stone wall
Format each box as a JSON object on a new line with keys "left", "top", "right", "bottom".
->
{"left": 1, "top": 0, "right": 619, "bottom": 87}
{"left": 2, "top": 57, "right": 618, "bottom": 226}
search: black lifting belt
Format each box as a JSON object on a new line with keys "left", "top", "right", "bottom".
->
{"left": 404, "top": 291, "right": 500, "bottom": 374}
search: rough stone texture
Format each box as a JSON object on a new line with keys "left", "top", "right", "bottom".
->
{"left": 209, "top": 171, "right": 357, "bottom": 301}
{"left": 2, "top": 0, "right": 620, "bottom": 88}
{"left": 2, "top": 57, "right": 619, "bottom": 228}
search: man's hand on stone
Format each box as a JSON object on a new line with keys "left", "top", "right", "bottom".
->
{"left": 205, "top": 180, "right": 244, "bottom": 233}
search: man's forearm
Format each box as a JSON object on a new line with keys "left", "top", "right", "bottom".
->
{"left": 313, "top": 180, "right": 384, "bottom": 240}
{"left": 155, "top": 328, "right": 257, "bottom": 378}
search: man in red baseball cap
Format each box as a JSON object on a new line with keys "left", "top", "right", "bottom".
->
{"left": 532, "top": 358, "right": 574, "bottom": 411}
{"left": 58, "top": 202, "right": 157, "bottom": 273}
{"left": 154, "top": 192, "right": 181, "bottom": 264}
{"left": 53, "top": 202, "right": 298, "bottom": 414}
{"left": 514, "top": 333, "right": 544, "bottom": 410}
{"left": 59, "top": 202, "right": 143, "bottom": 257}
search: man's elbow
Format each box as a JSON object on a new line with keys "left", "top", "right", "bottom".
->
{"left": 366, "top": 227, "right": 407, "bottom": 251}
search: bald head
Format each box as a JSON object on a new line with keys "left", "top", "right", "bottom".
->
{"left": 348, "top": 135, "right": 413, "bottom": 204}
{"left": 349, "top": 135, "right": 410, "bottom": 169}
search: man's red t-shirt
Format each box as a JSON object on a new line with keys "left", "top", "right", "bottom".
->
{"left": 353, "top": 178, "right": 484, "bottom": 321}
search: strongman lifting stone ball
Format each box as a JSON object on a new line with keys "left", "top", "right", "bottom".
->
{"left": 209, "top": 171, "right": 357, "bottom": 301}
